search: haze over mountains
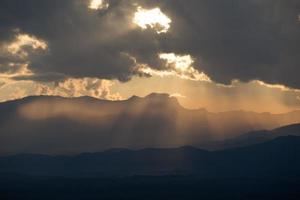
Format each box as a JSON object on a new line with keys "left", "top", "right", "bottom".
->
{"left": 1, "top": 95, "right": 300, "bottom": 200}
{"left": 1, "top": 93, "right": 300, "bottom": 155}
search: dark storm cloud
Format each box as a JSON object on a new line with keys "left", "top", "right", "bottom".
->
{"left": 0, "top": 0, "right": 158, "bottom": 81}
{"left": 0, "top": 0, "right": 300, "bottom": 87}
{"left": 156, "top": 0, "right": 300, "bottom": 87}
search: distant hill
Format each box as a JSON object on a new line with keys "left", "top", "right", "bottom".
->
{"left": 0, "top": 136, "right": 299, "bottom": 179}
{"left": 1, "top": 94, "right": 300, "bottom": 155}
{"left": 205, "top": 123, "right": 300, "bottom": 150}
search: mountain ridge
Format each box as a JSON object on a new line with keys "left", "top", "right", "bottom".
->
{"left": 0, "top": 135, "right": 299, "bottom": 178}
{"left": 2, "top": 94, "right": 300, "bottom": 115}
{"left": 1, "top": 94, "right": 300, "bottom": 155}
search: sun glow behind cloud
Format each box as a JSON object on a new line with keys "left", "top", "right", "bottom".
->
{"left": 88, "top": 0, "right": 109, "bottom": 10}
{"left": 133, "top": 7, "right": 171, "bottom": 34}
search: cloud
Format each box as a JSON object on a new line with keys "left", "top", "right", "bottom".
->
{"left": 134, "top": 53, "right": 211, "bottom": 82}
{"left": 6, "top": 33, "right": 47, "bottom": 58}
{"left": 0, "top": 0, "right": 138, "bottom": 82}
{"left": 0, "top": 32, "right": 47, "bottom": 78}
{"left": 88, "top": 0, "right": 109, "bottom": 10}
{"left": 0, "top": 0, "right": 215, "bottom": 84}
{"left": 0, "top": 0, "right": 299, "bottom": 101}
{"left": 133, "top": 6, "right": 171, "bottom": 34}
{"left": 253, "top": 80, "right": 300, "bottom": 92}
{"left": 157, "top": 0, "right": 300, "bottom": 88}
{"left": 0, "top": 63, "right": 33, "bottom": 78}
{"left": 0, "top": 77, "right": 122, "bottom": 102}
{"left": 50, "top": 78, "right": 123, "bottom": 100}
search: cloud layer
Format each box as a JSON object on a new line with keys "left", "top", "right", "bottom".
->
{"left": 0, "top": 0, "right": 299, "bottom": 85}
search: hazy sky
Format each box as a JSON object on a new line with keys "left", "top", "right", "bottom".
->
{"left": 0, "top": 0, "right": 300, "bottom": 113}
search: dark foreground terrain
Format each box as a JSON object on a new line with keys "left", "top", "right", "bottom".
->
{"left": 1, "top": 135, "right": 300, "bottom": 200}
{"left": 1, "top": 176, "right": 300, "bottom": 200}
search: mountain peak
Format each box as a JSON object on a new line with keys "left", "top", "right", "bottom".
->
{"left": 127, "top": 93, "right": 172, "bottom": 101}
{"left": 145, "top": 93, "right": 171, "bottom": 99}
{"left": 127, "top": 93, "right": 179, "bottom": 105}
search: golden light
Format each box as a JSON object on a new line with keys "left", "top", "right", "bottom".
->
{"left": 0, "top": 33, "right": 46, "bottom": 78}
{"left": 158, "top": 53, "right": 211, "bottom": 82}
{"left": 133, "top": 7, "right": 171, "bottom": 34}
{"left": 133, "top": 53, "right": 211, "bottom": 82}
{"left": 254, "top": 80, "right": 296, "bottom": 92}
{"left": 7, "top": 34, "right": 47, "bottom": 57}
{"left": 159, "top": 53, "right": 193, "bottom": 71}
{"left": 0, "top": 63, "right": 34, "bottom": 78}
{"left": 88, "top": 0, "right": 109, "bottom": 10}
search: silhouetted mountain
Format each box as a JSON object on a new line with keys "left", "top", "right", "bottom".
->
{"left": 1, "top": 94, "right": 300, "bottom": 155}
{"left": 206, "top": 123, "right": 300, "bottom": 150}
{"left": 0, "top": 136, "right": 299, "bottom": 179}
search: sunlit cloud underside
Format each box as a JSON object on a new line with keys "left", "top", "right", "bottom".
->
{"left": 135, "top": 53, "right": 211, "bottom": 82}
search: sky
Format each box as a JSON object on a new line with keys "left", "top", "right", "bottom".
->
{"left": 0, "top": 0, "right": 300, "bottom": 113}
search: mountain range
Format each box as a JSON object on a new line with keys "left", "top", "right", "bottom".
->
{"left": 1, "top": 95, "right": 300, "bottom": 199}
{"left": 0, "top": 134, "right": 299, "bottom": 179}
{"left": 1, "top": 93, "right": 300, "bottom": 155}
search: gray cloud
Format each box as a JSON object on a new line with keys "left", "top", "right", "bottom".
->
{"left": 156, "top": 0, "right": 300, "bottom": 87}
{"left": 0, "top": 0, "right": 299, "bottom": 87}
